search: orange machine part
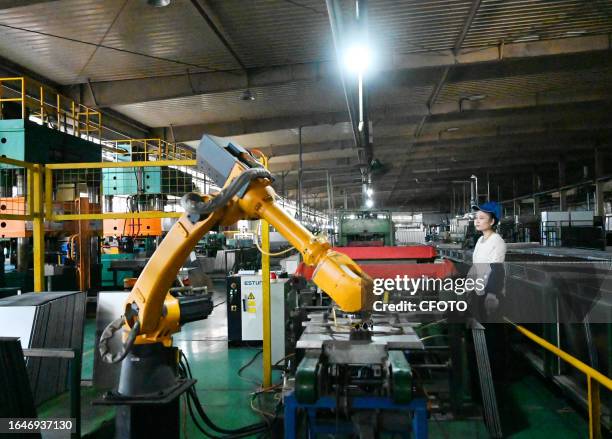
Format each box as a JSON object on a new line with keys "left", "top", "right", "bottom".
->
{"left": 0, "top": 198, "right": 27, "bottom": 238}
{"left": 103, "top": 218, "right": 162, "bottom": 237}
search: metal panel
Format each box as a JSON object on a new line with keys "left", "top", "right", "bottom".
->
{"left": 81, "top": 0, "right": 240, "bottom": 81}
{"left": 0, "top": 306, "right": 36, "bottom": 349}
{"left": 208, "top": 0, "right": 333, "bottom": 68}
{"left": 0, "top": 0, "right": 122, "bottom": 84}
{"left": 0, "top": 337, "right": 37, "bottom": 419}
{"left": 462, "top": 0, "right": 612, "bottom": 49}
{"left": 368, "top": 0, "right": 475, "bottom": 53}
{"left": 437, "top": 66, "right": 612, "bottom": 104}
{"left": 111, "top": 77, "right": 346, "bottom": 127}
{"left": 0, "top": 0, "right": 239, "bottom": 84}
{"left": 93, "top": 291, "right": 129, "bottom": 390}
{"left": 0, "top": 292, "right": 86, "bottom": 405}
{"left": 240, "top": 274, "right": 263, "bottom": 341}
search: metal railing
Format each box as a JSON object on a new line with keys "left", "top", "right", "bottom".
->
{"left": 0, "top": 76, "right": 102, "bottom": 141}
{"left": 102, "top": 138, "right": 195, "bottom": 162}
{"left": 506, "top": 318, "right": 612, "bottom": 439}
{"left": 45, "top": 160, "right": 199, "bottom": 221}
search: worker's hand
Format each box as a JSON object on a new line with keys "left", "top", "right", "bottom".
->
{"left": 484, "top": 293, "right": 499, "bottom": 315}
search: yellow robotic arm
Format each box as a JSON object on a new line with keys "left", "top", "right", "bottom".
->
{"left": 121, "top": 134, "right": 373, "bottom": 348}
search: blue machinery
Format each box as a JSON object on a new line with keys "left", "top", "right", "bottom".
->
{"left": 284, "top": 393, "right": 428, "bottom": 439}
{"left": 282, "top": 311, "right": 430, "bottom": 438}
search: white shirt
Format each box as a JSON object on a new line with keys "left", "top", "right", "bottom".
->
{"left": 472, "top": 232, "right": 506, "bottom": 263}
{"left": 469, "top": 232, "right": 507, "bottom": 296}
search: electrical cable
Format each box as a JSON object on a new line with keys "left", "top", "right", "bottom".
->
{"left": 179, "top": 352, "right": 272, "bottom": 437}
{"left": 181, "top": 168, "right": 272, "bottom": 217}
{"left": 0, "top": 22, "right": 219, "bottom": 71}
{"left": 181, "top": 369, "right": 267, "bottom": 439}
{"left": 237, "top": 349, "right": 263, "bottom": 386}
{"left": 213, "top": 300, "right": 226, "bottom": 308}
{"left": 99, "top": 317, "right": 140, "bottom": 364}
{"left": 254, "top": 240, "right": 295, "bottom": 256}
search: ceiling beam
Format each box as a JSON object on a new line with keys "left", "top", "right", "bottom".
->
{"left": 254, "top": 101, "right": 612, "bottom": 159}
{"left": 67, "top": 35, "right": 611, "bottom": 107}
{"left": 161, "top": 90, "right": 612, "bottom": 142}
{"left": 0, "top": 0, "right": 58, "bottom": 9}
{"left": 189, "top": 0, "right": 246, "bottom": 70}
{"left": 268, "top": 124, "right": 612, "bottom": 173}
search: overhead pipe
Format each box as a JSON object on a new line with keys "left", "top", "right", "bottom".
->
{"left": 325, "top": 0, "right": 373, "bottom": 207}
{"left": 298, "top": 126, "right": 303, "bottom": 220}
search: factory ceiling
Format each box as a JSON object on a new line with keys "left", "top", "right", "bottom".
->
{"left": 0, "top": 0, "right": 611, "bottom": 212}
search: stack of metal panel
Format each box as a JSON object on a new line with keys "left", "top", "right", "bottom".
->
{"left": 0, "top": 337, "right": 38, "bottom": 420}
{"left": 214, "top": 250, "right": 235, "bottom": 273}
{"left": 0, "top": 291, "right": 86, "bottom": 405}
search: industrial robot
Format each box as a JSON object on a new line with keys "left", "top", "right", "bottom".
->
{"left": 98, "top": 134, "right": 374, "bottom": 438}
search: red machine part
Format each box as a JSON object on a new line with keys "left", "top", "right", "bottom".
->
{"left": 333, "top": 246, "right": 437, "bottom": 261}
{"left": 293, "top": 246, "right": 456, "bottom": 281}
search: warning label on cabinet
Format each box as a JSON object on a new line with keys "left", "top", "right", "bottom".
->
{"left": 246, "top": 292, "right": 256, "bottom": 313}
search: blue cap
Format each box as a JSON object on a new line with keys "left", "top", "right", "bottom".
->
{"left": 472, "top": 201, "right": 502, "bottom": 221}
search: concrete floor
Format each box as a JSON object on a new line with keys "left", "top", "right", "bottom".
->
{"left": 38, "top": 285, "right": 591, "bottom": 438}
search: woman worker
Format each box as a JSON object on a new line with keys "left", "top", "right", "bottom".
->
{"left": 469, "top": 201, "right": 506, "bottom": 318}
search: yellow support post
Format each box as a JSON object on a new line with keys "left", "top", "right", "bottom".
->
{"left": 262, "top": 218, "right": 271, "bottom": 388}
{"left": 20, "top": 78, "right": 25, "bottom": 119}
{"left": 39, "top": 86, "right": 44, "bottom": 122}
{"left": 44, "top": 167, "right": 53, "bottom": 220}
{"left": 32, "top": 164, "right": 45, "bottom": 292}
{"left": 254, "top": 149, "right": 272, "bottom": 388}
{"left": 588, "top": 377, "right": 601, "bottom": 439}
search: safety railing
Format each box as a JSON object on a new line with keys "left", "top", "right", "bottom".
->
{"left": 0, "top": 77, "right": 25, "bottom": 119}
{"left": 44, "top": 160, "right": 203, "bottom": 221}
{"left": 0, "top": 76, "right": 102, "bottom": 141}
{"left": 101, "top": 138, "right": 195, "bottom": 162}
{"left": 506, "top": 318, "right": 612, "bottom": 439}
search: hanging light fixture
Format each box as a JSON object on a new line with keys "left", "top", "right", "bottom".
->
{"left": 240, "top": 89, "right": 255, "bottom": 101}
{"left": 148, "top": 0, "right": 171, "bottom": 7}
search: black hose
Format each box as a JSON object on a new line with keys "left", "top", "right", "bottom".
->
{"left": 99, "top": 317, "right": 141, "bottom": 364}
{"left": 188, "top": 388, "right": 269, "bottom": 437}
{"left": 181, "top": 168, "right": 272, "bottom": 216}
{"left": 179, "top": 352, "right": 271, "bottom": 437}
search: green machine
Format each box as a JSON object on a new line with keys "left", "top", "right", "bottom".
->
{"left": 0, "top": 118, "right": 101, "bottom": 164}
{"left": 101, "top": 142, "right": 195, "bottom": 202}
{"left": 338, "top": 209, "right": 395, "bottom": 246}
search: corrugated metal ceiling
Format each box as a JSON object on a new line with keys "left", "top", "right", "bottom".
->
{"left": 437, "top": 66, "right": 612, "bottom": 103}
{"left": 463, "top": 0, "right": 612, "bottom": 48}
{"left": 207, "top": 0, "right": 333, "bottom": 67}
{"left": 111, "top": 76, "right": 346, "bottom": 127}
{"left": 368, "top": 0, "right": 474, "bottom": 54}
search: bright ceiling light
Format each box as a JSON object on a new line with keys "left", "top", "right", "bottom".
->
{"left": 467, "top": 94, "right": 487, "bottom": 101}
{"left": 148, "top": 0, "right": 171, "bottom": 7}
{"left": 344, "top": 43, "right": 371, "bottom": 74}
{"left": 366, "top": 188, "right": 373, "bottom": 197}
{"left": 365, "top": 198, "right": 374, "bottom": 208}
